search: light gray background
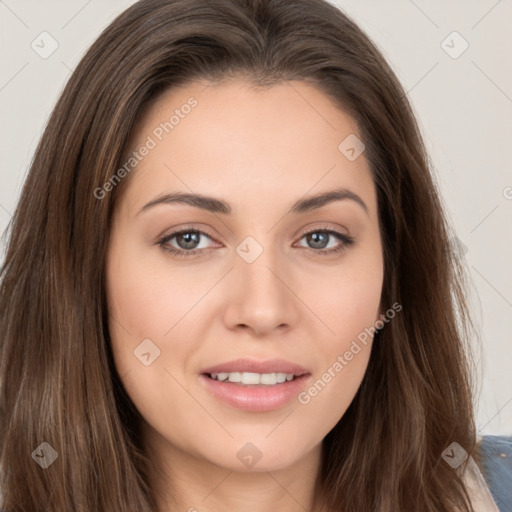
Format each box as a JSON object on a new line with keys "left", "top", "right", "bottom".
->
{"left": 0, "top": 0, "right": 511, "bottom": 435}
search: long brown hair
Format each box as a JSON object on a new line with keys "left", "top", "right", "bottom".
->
{"left": 0, "top": 0, "right": 479, "bottom": 510}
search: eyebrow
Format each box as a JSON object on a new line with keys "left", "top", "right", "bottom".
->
{"left": 136, "top": 186, "right": 369, "bottom": 217}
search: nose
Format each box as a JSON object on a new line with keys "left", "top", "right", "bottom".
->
{"left": 222, "top": 244, "right": 300, "bottom": 337}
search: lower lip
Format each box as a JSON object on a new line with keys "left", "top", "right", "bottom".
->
{"left": 199, "top": 374, "right": 310, "bottom": 412}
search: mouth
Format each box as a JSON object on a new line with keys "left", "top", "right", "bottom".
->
{"left": 198, "top": 359, "right": 311, "bottom": 412}
{"left": 199, "top": 372, "right": 312, "bottom": 413}
{"left": 200, "top": 358, "right": 309, "bottom": 381}
{"left": 204, "top": 371, "right": 300, "bottom": 386}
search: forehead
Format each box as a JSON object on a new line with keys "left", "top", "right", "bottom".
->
{"left": 119, "top": 79, "right": 376, "bottom": 218}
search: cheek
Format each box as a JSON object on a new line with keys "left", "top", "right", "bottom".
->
{"left": 321, "top": 280, "right": 381, "bottom": 336}
{"left": 297, "top": 280, "right": 380, "bottom": 435}
{"left": 105, "top": 234, "right": 224, "bottom": 389}
{"left": 319, "top": 283, "right": 378, "bottom": 392}
{"left": 320, "top": 251, "right": 384, "bottom": 346}
{"left": 106, "top": 239, "right": 206, "bottom": 339}
{"left": 302, "top": 250, "right": 382, "bottom": 417}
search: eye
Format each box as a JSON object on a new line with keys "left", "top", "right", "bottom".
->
{"left": 295, "top": 227, "right": 355, "bottom": 255}
{"left": 157, "top": 228, "right": 218, "bottom": 258}
{"left": 156, "top": 226, "right": 355, "bottom": 258}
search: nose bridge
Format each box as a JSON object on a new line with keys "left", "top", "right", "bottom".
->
{"left": 235, "top": 233, "right": 285, "bottom": 299}
{"left": 225, "top": 233, "right": 297, "bottom": 333}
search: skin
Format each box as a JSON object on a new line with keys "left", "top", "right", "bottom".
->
{"left": 105, "top": 78, "right": 384, "bottom": 512}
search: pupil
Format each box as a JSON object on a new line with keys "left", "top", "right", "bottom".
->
{"left": 178, "top": 232, "right": 199, "bottom": 249}
{"left": 309, "top": 232, "right": 328, "bottom": 249}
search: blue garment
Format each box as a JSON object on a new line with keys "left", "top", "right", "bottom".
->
{"left": 479, "top": 435, "right": 512, "bottom": 512}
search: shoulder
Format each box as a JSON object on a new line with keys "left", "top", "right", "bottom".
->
{"left": 477, "top": 435, "right": 512, "bottom": 512}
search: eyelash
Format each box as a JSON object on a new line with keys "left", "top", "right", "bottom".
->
{"left": 156, "top": 226, "right": 355, "bottom": 259}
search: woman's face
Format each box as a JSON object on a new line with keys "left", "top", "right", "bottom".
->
{"left": 105, "top": 79, "right": 384, "bottom": 474}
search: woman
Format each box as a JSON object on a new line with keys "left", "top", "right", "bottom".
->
{"left": 0, "top": 0, "right": 509, "bottom": 510}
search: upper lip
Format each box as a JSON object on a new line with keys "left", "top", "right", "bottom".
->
{"left": 201, "top": 358, "right": 310, "bottom": 376}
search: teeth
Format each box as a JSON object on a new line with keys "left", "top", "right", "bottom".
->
{"left": 209, "top": 372, "right": 296, "bottom": 385}
{"left": 227, "top": 372, "right": 242, "bottom": 383}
